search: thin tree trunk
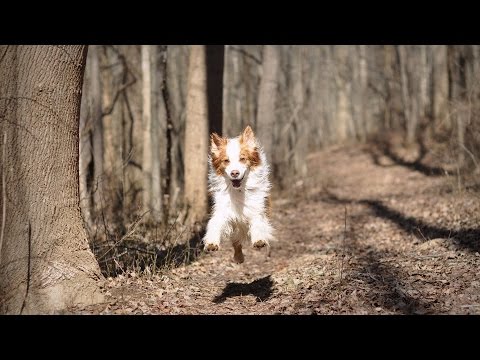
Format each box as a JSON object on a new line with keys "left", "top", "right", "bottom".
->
{"left": 257, "top": 45, "right": 279, "bottom": 165}
{"left": 90, "top": 45, "right": 104, "bottom": 221}
{"left": 184, "top": 45, "right": 209, "bottom": 224}
{"left": 233, "top": 46, "right": 242, "bottom": 135}
{"left": 291, "top": 46, "right": 307, "bottom": 178}
{"left": 142, "top": 45, "right": 162, "bottom": 224}
{"left": 223, "top": 45, "right": 239, "bottom": 136}
{"left": 419, "top": 45, "right": 429, "bottom": 122}
{"left": 101, "top": 46, "right": 125, "bottom": 233}
{"left": 206, "top": 45, "right": 224, "bottom": 136}
{"left": 79, "top": 63, "right": 93, "bottom": 232}
{"left": 383, "top": 45, "right": 395, "bottom": 130}
{"left": 142, "top": 45, "right": 153, "bottom": 221}
{"left": 397, "top": 45, "right": 419, "bottom": 144}
{"left": 351, "top": 46, "right": 366, "bottom": 141}
{"left": 166, "top": 46, "right": 187, "bottom": 214}
{"left": 160, "top": 46, "right": 173, "bottom": 224}
{"left": 0, "top": 45, "right": 104, "bottom": 314}
{"left": 431, "top": 45, "right": 448, "bottom": 130}
{"left": 359, "top": 45, "right": 369, "bottom": 138}
{"left": 334, "top": 46, "right": 353, "bottom": 141}
{"left": 448, "top": 46, "right": 468, "bottom": 164}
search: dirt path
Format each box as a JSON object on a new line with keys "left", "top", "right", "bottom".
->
{"left": 75, "top": 143, "right": 480, "bottom": 314}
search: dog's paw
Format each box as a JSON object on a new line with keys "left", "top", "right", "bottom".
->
{"left": 204, "top": 243, "right": 219, "bottom": 252}
{"left": 252, "top": 240, "right": 267, "bottom": 249}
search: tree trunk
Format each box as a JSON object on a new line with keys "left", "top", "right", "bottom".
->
{"left": 184, "top": 45, "right": 209, "bottom": 224}
{"left": 334, "top": 46, "right": 353, "bottom": 141}
{"left": 101, "top": 46, "right": 125, "bottom": 234}
{"left": 206, "top": 45, "right": 224, "bottom": 135}
{"left": 166, "top": 46, "right": 187, "bottom": 214}
{"left": 89, "top": 45, "right": 104, "bottom": 222}
{"left": 357, "top": 45, "right": 369, "bottom": 139}
{"left": 160, "top": 46, "right": 173, "bottom": 224}
{"left": 79, "top": 61, "right": 93, "bottom": 233}
{"left": 448, "top": 46, "right": 468, "bottom": 164}
{"left": 142, "top": 45, "right": 163, "bottom": 224}
{"left": 418, "top": 45, "right": 429, "bottom": 122}
{"left": 0, "top": 45, "right": 104, "bottom": 314}
{"left": 291, "top": 46, "right": 308, "bottom": 178}
{"left": 383, "top": 45, "right": 395, "bottom": 130}
{"left": 431, "top": 45, "right": 448, "bottom": 129}
{"left": 397, "top": 45, "right": 419, "bottom": 144}
{"left": 257, "top": 45, "right": 279, "bottom": 165}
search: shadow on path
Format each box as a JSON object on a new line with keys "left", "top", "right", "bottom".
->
{"left": 213, "top": 276, "right": 274, "bottom": 304}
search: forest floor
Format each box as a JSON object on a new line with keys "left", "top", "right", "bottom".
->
{"left": 73, "top": 137, "right": 480, "bottom": 314}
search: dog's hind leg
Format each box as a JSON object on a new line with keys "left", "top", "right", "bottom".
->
{"left": 232, "top": 241, "right": 244, "bottom": 264}
{"left": 230, "top": 226, "right": 245, "bottom": 263}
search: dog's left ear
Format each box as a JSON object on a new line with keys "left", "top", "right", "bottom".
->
{"left": 210, "top": 133, "right": 224, "bottom": 155}
{"left": 240, "top": 125, "right": 256, "bottom": 148}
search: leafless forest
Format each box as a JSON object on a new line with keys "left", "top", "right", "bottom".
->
{"left": 1, "top": 45, "right": 480, "bottom": 314}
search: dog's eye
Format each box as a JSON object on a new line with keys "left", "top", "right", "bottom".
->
{"left": 240, "top": 157, "right": 246, "bottom": 161}
{"left": 223, "top": 159, "right": 230, "bottom": 164}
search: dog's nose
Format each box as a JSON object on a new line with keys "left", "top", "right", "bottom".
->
{"left": 231, "top": 170, "right": 240, "bottom": 178}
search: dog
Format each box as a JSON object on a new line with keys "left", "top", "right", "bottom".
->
{"left": 202, "top": 125, "right": 274, "bottom": 264}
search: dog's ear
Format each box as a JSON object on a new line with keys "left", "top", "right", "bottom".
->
{"left": 240, "top": 125, "right": 256, "bottom": 148}
{"left": 210, "top": 133, "right": 224, "bottom": 155}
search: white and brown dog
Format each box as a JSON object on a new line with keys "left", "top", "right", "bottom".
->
{"left": 203, "top": 125, "right": 274, "bottom": 263}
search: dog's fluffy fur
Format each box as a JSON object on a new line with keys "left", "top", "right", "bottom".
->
{"left": 203, "top": 125, "right": 274, "bottom": 263}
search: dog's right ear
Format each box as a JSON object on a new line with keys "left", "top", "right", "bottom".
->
{"left": 210, "top": 133, "right": 224, "bottom": 155}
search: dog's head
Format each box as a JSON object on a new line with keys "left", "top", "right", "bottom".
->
{"left": 210, "top": 125, "right": 261, "bottom": 189}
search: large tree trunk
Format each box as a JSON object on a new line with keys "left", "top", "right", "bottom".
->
{"left": 0, "top": 45, "right": 104, "bottom": 314}
{"left": 257, "top": 45, "right": 279, "bottom": 165}
{"left": 184, "top": 45, "right": 209, "bottom": 224}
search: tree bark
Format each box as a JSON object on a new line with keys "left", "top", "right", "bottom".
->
{"left": 142, "top": 45, "right": 163, "bottom": 223}
{"left": 291, "top": 46, "right": 308, "bottom": 178}
{"left": 257, "top": 45, "right": 279, "bottom": 165}
{"left": 334, "top": 46, "right": 354, "bottom": 141}
{"left": 431, "top": 46, "right": 448, "bottom": 129}
{"left": 101, "top": 46, "right": 126, "bottom": 233}
{"left": 206, "top": 45, "right": 224, "bottom": 135}
{"left": 184, "top": 45, "right": 209, "bottom": 224}
{"left": 89, "top": 45, "right": 104, "bottom": 221}
{"left": 0, "top": 45, "right": 104, "bottom": 314}
{"left": 79, "top": 61, "right": 93, "bottom": 232}
{"left": 397, "top": 45, "right": 419, "bottom": 144}
{"left": 165, "top": 46, "right": 188, "bottom": 214}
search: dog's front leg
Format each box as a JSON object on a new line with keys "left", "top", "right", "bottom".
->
{"left": 249, "top": 216, "right": 274, "bottom": 249}
{"left": 203, "top": 214, "right": 228, "bottom": 251}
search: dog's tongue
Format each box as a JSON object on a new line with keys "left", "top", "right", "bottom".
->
{"left": 232, "top": 179, "right": 242, "bottom": 188}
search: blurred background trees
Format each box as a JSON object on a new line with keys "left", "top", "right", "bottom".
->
{"left": 78, "top": 45, "right": 480, "bottom": 274}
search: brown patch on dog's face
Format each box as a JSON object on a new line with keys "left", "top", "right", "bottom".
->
{"left": 239, "top": 147, "right": 260, "bottom": 168}
{"left": 210, "top": 133, "right": 228, "bottom": 175}
{"left": 239, "top": 125, "right": 261, "bottom": 169}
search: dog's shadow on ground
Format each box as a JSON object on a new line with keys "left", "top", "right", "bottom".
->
{"left": 213, "top": 275, "right": 274, "bottom": 304}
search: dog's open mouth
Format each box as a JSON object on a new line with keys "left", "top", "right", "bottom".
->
{"left": 231, "top": 179, "right": 242, "bottom": 188}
